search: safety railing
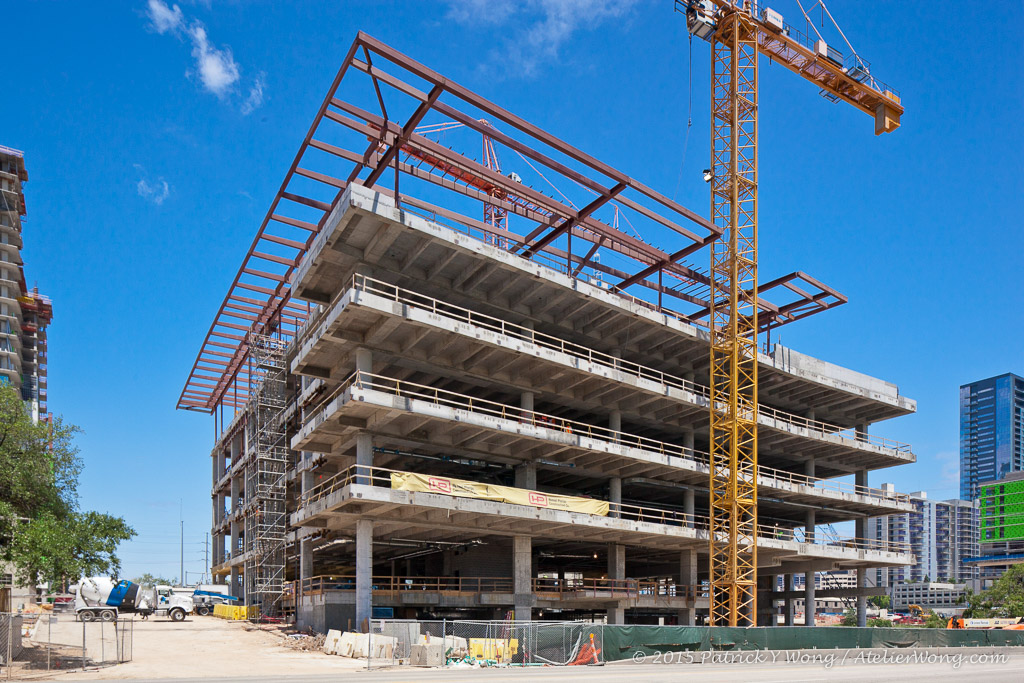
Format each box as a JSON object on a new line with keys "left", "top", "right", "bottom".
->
{"left": 300, "top": 463, "right": 912, "bottom": 555}
{"left": 292, "top": 575, "right": 516, "bottom": 597}
{"left": 304, "top": 371, "right": 910, "bottom": 505}
{"left": 299, "top": 272, "right": 910, "bottom": 455}
{"left": 532, "top": 577, "right": 697, "bottom": 601}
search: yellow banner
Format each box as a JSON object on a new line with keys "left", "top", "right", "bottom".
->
{"left": 390, "top": 472, "right": 608, "bottom": 516}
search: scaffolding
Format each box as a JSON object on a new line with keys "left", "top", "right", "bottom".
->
{"left": 243, "top": 334, "right": 289, "bottom": 616}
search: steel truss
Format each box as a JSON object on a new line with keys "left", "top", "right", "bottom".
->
{"left": 708, "top": 11, "right": 759, "bottom": 627}
{"left": 177, "top": 32, "right": 847, "bottom": 415}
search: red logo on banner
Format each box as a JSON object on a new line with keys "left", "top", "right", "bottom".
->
{"left": 429, "top": 477, "right": 452, "bottom": 494}
{"left": 529, "top": 492, "right": 549, "bottom": 507}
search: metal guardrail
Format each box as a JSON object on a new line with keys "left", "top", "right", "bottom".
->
{"left": 291, "top": 575, "right": 516, "bottom": 597}
{"left": 304, "top": 370, "right": 910, "bottom": 505}
{"left": 299, "top": 273, "right": 910, "bottom": 455}
{"left": 301, "top": 463, "right": 911, "bottom": 554}
{"left": 287, "top": 575, "right": 699, "bottom": 602}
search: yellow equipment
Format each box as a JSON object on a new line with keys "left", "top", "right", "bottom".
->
{"left": 676, "top": 0, "right": 904, "bottom": 626}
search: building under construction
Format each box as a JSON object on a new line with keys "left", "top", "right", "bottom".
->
{"left": 0, "top": 145, "right": 52, "bottom": 424}
{"left": 180, "top": 32, "right": 916, "bottom": 630}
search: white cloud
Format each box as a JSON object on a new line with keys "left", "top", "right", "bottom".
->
{"left": 137, "top": 177, "right": 170, "bottom": 205}
{"left": 188, "top": 24, "right": 240, "bottom": 98}
{"left": 446, "top": 0, "right": 516, "bottom": 25}
{"left": 143, "top": 1, "right": 262, "bottom": 111}
{"left": 446, "top": 0, "right": 640, "bottom": 77}
{"left": 146, "top": 0, "right": 184, "bottom": 35}
{"left": 240, "top": 72, "right": 266, "bottom": 116}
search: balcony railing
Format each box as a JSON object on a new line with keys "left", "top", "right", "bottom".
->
{"left": 287, "top": 574, "right": 698, "bottom": 602}
{"left": 301, "top": 463, "right": 912, "bottom": 555}
{"left": 304, "top": 371, "right": 911, "bottom": 505}
{"left": 298, "top": 273, "right": 911, "bottom": 454}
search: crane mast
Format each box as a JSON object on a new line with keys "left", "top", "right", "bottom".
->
{"left": 708, "top": 8, "right": 760, "bottom": 628}
{"left": 678, "top": 0, "right": 904, "bottom": 626}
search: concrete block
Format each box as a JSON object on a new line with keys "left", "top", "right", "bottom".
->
{"left": 333, "top": 632, "right": 397, "bottom": 659}
{"left": 410, "top": 643, "right": 445, "bottom": 666}
{"left": 323, "top": 629, "right": 343, "bottom": 655}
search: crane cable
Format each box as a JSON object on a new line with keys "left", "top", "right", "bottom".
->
{"left": 672, "top": 31, "right": 694, "bottom": 201}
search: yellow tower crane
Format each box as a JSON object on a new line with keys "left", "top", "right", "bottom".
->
{"left": 675, "top": 0, "right": 903, "bottom": 626}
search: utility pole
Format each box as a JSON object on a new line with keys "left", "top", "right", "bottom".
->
{"left": 179, "top": 499, "right": 184, "bottom": 587}
{"left": 205, "top": 533, "right": 210, "bottom": 584}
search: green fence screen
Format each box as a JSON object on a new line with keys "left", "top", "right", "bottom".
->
{"left": 601, "top": 626, "right": 1024, "bottom": 661}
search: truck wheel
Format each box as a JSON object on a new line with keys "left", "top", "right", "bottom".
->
{"left": 197, "top": 605, "right": 210, "bottom": 616}
{"left": 169, "top": 608, "right": 186, "bottom": 622}
{"left": 99, "top": 609, "right": 116, "bottom": 622}
{"left": 80, "top": 611, "right": 97, "bottom": 622}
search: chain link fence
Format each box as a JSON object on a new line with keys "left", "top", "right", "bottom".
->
{"left": 0, "top": 612, "right": 132, "bottom": 678}
{"left": 366, "top": 619, "right": 604, "bottom": 668}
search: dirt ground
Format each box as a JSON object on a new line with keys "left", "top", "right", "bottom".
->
{"left": 17, "top": 615, "right": 368, "bottom": 680}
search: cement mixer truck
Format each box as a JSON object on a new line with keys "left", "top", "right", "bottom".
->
{"left": 72, "top": 577, "right": 193, "bottom": 622}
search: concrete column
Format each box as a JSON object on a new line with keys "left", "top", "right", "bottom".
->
{"left": 856, "top": 422, "right": 869, "bottom": 440}
{"left": 682, "top": 429, "right": 695, "bottom": 457}
{"left": 856, "top": 567, "right": 867, "bottom": 627}
{"left": 679, "top": 549, "right": 697, "bottom": 626}
{"left": 513, "top": 536, "right": 532, "bottom": 620}
{"left": 854, "top": 470, "right": 869, "bottom": 627}
{"left": 606, "top": 606, "right": 626, "bottom": 624}
{"left": 683, "top": 488, "right": 695, "bottom": 528}
{"left": 230, "top": 566, "right": 240, "bottom": 599}
{"left": 609, "top": 477, "right": 622, "bottom": 518}
{"left": 520, "top": 391, "right": 535, "bottom": 426}
{"left": 356, "top": 432, "right": 373, "bottom": 484}
{"left": 855, "top": 468, "right": 868, "bottom": 495}
{"left": 515, "top": 462, "right": 537, "bottom": 489}
{"left": 609, "top": 409, "right": 622, "bottom": 435}
{"left": 355, "top": 347, "right": 373, "bottom": 381}
{"left": 229, "top": 519, "right": 240, "bottom": 563}
{"left": 784, "top": 574, "right": 795, "bottom": 626}
{"left": 805, "top": 509, "right": 815, "bottom": 543}
{"left": 300, "top": 538, "right": 313, "bottom": 585}
{"left": 804, "top": 571, "right": 816, "bottom": 627}
{"left": 355, "top": 519, "right": 373, "bottom": 632}
{"left": 804, "top": 458, "right": 815, "bottom": 478}
{"left": 607, "top": 544, "right": 626, "bottom": 581}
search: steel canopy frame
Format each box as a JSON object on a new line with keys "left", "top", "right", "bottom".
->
{"left": 178, "top": 32, "right": 846, "bottom": 415}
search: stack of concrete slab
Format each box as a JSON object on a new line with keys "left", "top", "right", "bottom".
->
{"left": 322, "top": 630, "right": 398, "bottom": 659}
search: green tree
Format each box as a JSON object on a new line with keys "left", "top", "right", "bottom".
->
{"left": 957, "top": 586, "right": 987, "bottom": 618}
{"left": 130, "top": 573, "right": 175, "bottom": 587}
{"left": 868, "top": 617, "right": 893, "bottom": 627}
{"left": 923, "top": 613, "right": 946, "bottom": 628}
{"left": 976, "top": 565, "right": 1024, "bottom": 618}
{"left": 869, "top": 595, "right": 890, "bottom": 609}
{"left": 0, "top": 386, "right": 135, "bottom": 588}
{"left": 840, "top": 609, "right": 857, "bottom": 626}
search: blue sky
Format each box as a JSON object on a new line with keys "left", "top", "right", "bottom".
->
{"left": 2, "top": 1, "right": 1021, "bottom": 581}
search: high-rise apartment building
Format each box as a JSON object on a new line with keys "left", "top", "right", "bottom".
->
{"left": 966, "top": 471, "right": 1024, "bottom": 588}
{"left": 960, "top": 373, "right": 1024, "bottom": 501}
{"left": 0, "top": 144, "right": 52, "bottom": 424}
{"left": 867, "top": 488, "right": 979, "bottom": 588}
{"left": 0, "top": 144, "right": 54, "bottom": 613}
